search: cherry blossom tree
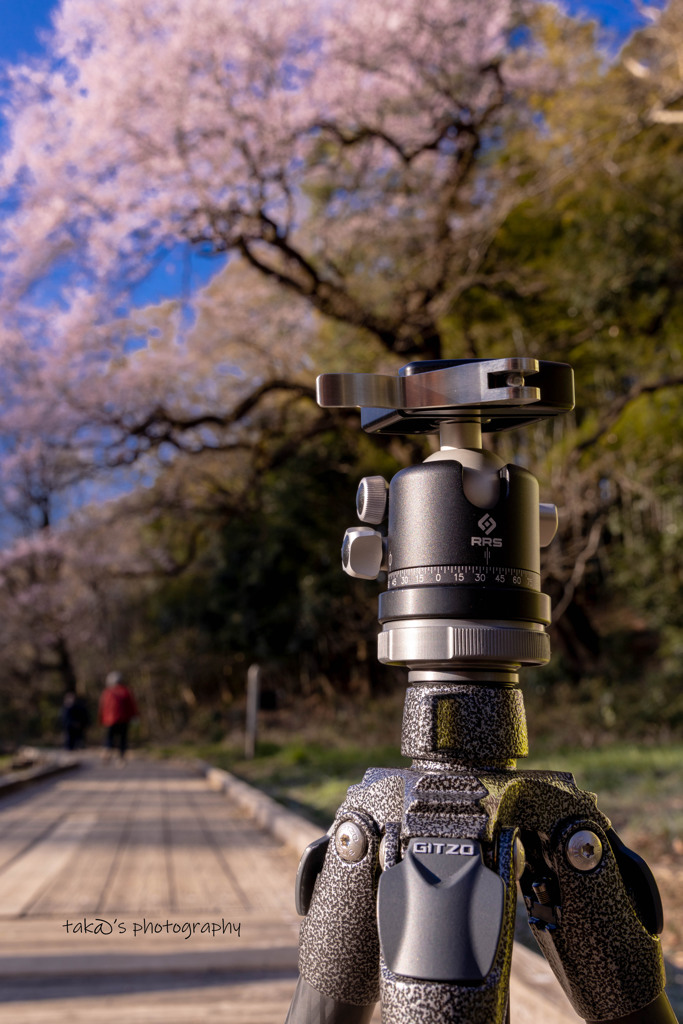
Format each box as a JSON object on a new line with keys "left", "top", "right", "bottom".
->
{"left": 0, "top": 0, "right": 547, "bottom": 534}
{"left": 0, "top": 0, "right": 551, "bottom": 554}
{"left": 1, "top": 0, "right": 538, "bottom": 344}
{"left": 2, "top": 0, "right": 682, "bottom": 720}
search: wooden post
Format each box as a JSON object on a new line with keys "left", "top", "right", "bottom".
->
{"left": 245, "top": 663, "right": 261, "bottom": 760}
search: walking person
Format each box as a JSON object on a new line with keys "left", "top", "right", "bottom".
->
{"left": 61, "top": 691, "right": 90, "bottom": 750}
{"left": 98, "top": 671, "right": 139, "bottom": 762}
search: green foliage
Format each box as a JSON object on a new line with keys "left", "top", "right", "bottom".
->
{"left": 120, "top": 422, "right": 405, "bottom": 719}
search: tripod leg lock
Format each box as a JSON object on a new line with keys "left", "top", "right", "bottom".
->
{"left": 523, "top": 817, "right": 672, "bottom": 1022}
{"left": 294, "top": 833, "right": 331, "bottom": 917}
{"left": 295, "top": 810, "right": 383, "bottom": 1008}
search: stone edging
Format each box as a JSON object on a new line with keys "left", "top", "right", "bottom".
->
{"left": 0, "top": 754, "right": 80, "bottom": 798}
{"left": 198, "top": 761, "right": 325, "bottom": 858}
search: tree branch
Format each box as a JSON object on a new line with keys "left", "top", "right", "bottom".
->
{"left": 574, "top": 375, "right": 683, "bottom": 455}
{"left": 237, "top": 229, "right": 403, "bottom": 352}
{"left": 552, "top": 515, "right": 606, "bottom": 622}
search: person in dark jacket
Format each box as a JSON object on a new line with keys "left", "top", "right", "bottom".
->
{"left": 61, "top": 691, "right": 90, "bottom": 750}
{"left": 98, "top": 671, "right": 139, "bottom": 761}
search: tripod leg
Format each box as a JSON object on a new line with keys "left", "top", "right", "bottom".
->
{"left": 285, "top": 977, "right": 375, "bottom": 1024}
{"left": 286, "top": 810, "right": 382, "bottom": 1023}
{"left": 521, "top": 818, "right": 678, "bottom": 1023}
{"left": 584, "top": 992, "right": 678, "bottom": 1024}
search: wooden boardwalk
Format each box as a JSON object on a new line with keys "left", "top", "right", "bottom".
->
{"left": 0, "top": 755, "right": 583, "bottom": 1023}
{"left": 0, "top": 756, "right": 304, "bottom": 1023}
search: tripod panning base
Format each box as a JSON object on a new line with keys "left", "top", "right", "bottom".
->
{"left": 284, "top": 359, "right": 678, "bottom": 1024}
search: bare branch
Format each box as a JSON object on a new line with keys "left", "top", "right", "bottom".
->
{"left": 552, "top": 516, "right": 606, "bottom": 623}
{"left": 574, "top": 375, "right": 683, "bottom": 455}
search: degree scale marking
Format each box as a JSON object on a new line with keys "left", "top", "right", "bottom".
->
{"left": 388, "top": 565, "right": 539, "bottom": 589}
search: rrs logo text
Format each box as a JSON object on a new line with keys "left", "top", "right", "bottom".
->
{"left": 413, "top": 842, "right": 475, "bottom": 856}
{"left": 471, "top": 537, "right": 502, "bottom": 547}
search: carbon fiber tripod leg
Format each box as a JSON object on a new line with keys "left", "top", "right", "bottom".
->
{"left": 288, "top": 810, "right": 381, "bottom": 1022}
{"left": 285, "top": 977, "right": 375, "bottom": 1024}
{"left": 586, "top": 993, "right": 677, "bottom": 1024}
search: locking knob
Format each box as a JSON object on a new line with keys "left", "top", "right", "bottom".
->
{"left": 539, "top": 503, "right": 558, "bottom": 547}
{"left": 342, "top": 526, "right": 384, "bottom": 579}
{"left": 356, "top": 476, "right": 389, "bottom": 524}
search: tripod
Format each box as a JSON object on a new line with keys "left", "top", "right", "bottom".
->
{"left": 285, "top": 358, "right": 678, "bottom": 1024}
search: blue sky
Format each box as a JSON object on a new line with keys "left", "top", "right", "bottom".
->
{"left": 0, "top": 0, "right": 56, "bottom": 64}
{"left": 562, "top": 0, "right": 661, "bottom": 35}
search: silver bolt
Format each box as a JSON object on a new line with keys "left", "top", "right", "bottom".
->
{"left": 506, "top": 373, "right": 525, "bottom": 388}
{"left": 335, "top": 821, "right": 368, "bottom": 863}
{"left": 513, "top": 836, "right": 526, "bottom": 880}
{"left": 532, "top": 879, "right": 551, "bottom": 904}
{"left": 566, "top": 829, "right": 603, "bottom": 871}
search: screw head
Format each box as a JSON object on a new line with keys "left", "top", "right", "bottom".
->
{"left": 513, "top": 836, "right": 526, "bottom": 880}
{"left": 335, "top": 821, "right": 368, "bottom": 863}
{"left": 566, "top": 829, "right": 603, "bottom": 871}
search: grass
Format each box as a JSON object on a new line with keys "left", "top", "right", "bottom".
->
{"left": 155, "top": 736, "right": 683, "bottom": 848}
{"left": 156, "top": 738, "right": 408, "bottom": 828}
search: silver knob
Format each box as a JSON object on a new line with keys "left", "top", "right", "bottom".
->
{"left": 342, "top": 527, "right": 383, "bottom": 579}
{"left": 539, "top": 503, "right": 558, "bottom": 547}
{"left": 356, "top": 476, "right": 389, "bottom": 524}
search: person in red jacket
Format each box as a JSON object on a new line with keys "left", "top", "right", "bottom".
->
{"left": 98, "top": 671, "right": 139, "bottom": 761}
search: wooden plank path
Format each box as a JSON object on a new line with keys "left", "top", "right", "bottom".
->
{"left": 0, "top": 756, "right": 304, "bottom": 1023}
{"left": 0, "top": 755, "right": 582, "bottom": 1023}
